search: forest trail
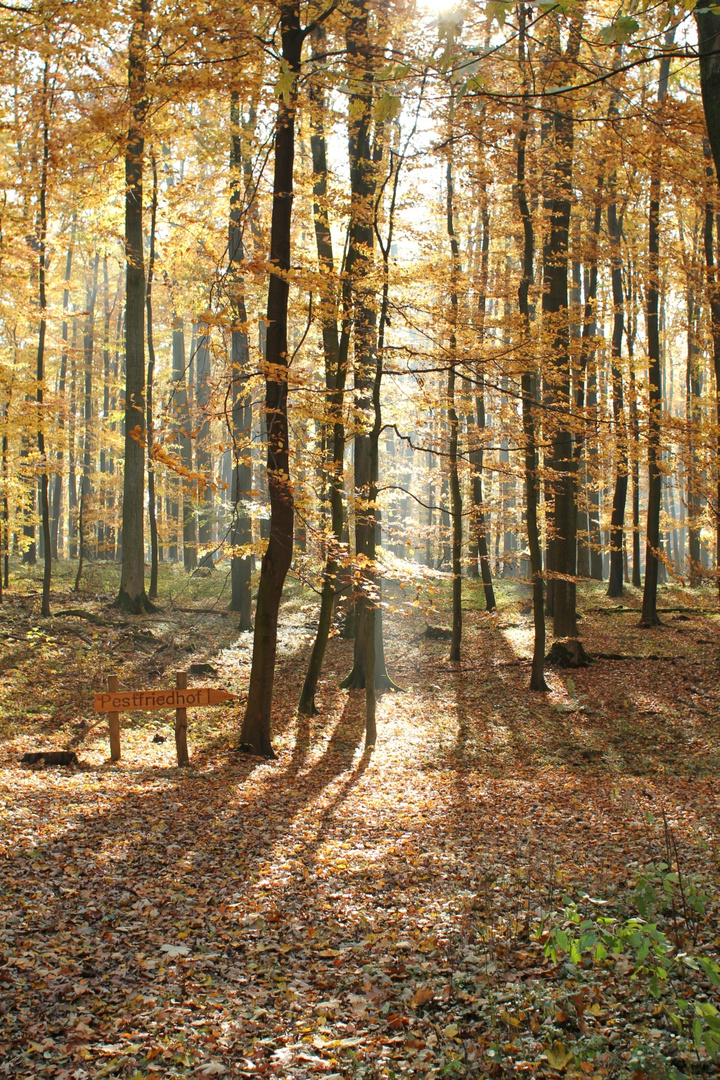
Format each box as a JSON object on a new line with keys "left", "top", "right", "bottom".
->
{"left": 1, "top": 569, "right": 718, "bottom": 1078}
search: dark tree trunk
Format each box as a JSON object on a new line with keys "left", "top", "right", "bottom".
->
{"left": 240, "top": 1, "right": 305, "bottom": 756}
{"left": 115, "top": 0, "right": 153, "bottom": 613}
{"left": 606, "top": 159, "right": 627, "bottom": 598}
{"left": 640, "top": 51, "right": 672, "bottom": 627}
{"left": 696, "top": 10, "right": 720, "bottom": 598}
{"left": 541, "top": 10, "right": 583, "bottom": 642}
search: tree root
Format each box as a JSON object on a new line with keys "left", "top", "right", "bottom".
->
{"left": 545, "top": 639, "right": 592, "bottom": 668}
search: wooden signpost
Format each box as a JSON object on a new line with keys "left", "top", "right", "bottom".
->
{"left": 94, "top": 672, "right": 237, "bottom": 766}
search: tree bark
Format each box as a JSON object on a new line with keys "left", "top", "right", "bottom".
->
{"left": 340, "top": 0, "right": 393, "bottom": 692}
{"left": 146, "top": 152, "right": 159, "bottom": 600}
{"left": 227, "top": 92, "right": 253, "bottom": 630}
{"left": 640, "top": 50, "right": 672, "bottom": 626}
{"left": 115, "top": 0, "right": 153, "bottom": 613}
{"left": 240, "top": 0, "right": 304, "bottom": 756}
{"left": 696, "top": 11, "right": 720, "bottom": 599}
{"left": 469, "top": 196, "right": 496, "bottom": 609}
{"left": 446, "top": 152, "right": 462, "bottom": 662}
{"left": 36, "top": 59, "right": 52, "bottom": 617}
{"left": 517, "top": 6, "right": 548, "bottom": 692}
{"left": 74, "top": 252, "right": 99, "bottom": 593}
{"left": 299, "top": 28, "right": 351, "bottom": 715}
{"left": 606, "top": 143, "right": 627, "bottom": 598}
{"left": 541, "top": 8, "right": 583, "bottom": 642}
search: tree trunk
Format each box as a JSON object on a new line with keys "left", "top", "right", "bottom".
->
{"left": 52, "top": 231, "right": 74, "bottom": 561}
{"left": 542, "top": 12, "right": 583, "bottom": 642}
{"left": 517, "top": 6, "right": 548, "bottom": 691}
{"left": 36, "top": 60, "right": 52, "bottom": 617}
{"left": 171, "top": 318, "right": 197, "bottom": 571}
{"left": 469, "top": 196, "right": 496, "bottom": 610}
{"left": 575, "top": 189, "right": 602, "bottom": 582}
{"left": 640, "top": 51, "right": 672, "bottom": 626}
{"left": 340, "top": 0, "right": 393, "bottom": 692}
{"left": 194, "top": 325, "right": 213, "bottom": 561}
{"left": 227, "top": 92, "right": 253, "bottom": 630}
{"left": 74, "top": 252, "right": 99, "bottom": 593}
{"left": 446, "top": 152, "right": 462, "bottom": 662}
{"left": 696, "top": 10, "right": 720, "bottom": 598}
{"left": 146, "top": 152, "right": 159, "bottom": 600}
{"left": 115, "top": 0, "right": 153, "bottom": 613}
{"left": 606, "top": 153, "right": 627, "bottom": 598}
{"left": 240, "top": 0, "right": 304, "bottom": 756}
{"left": 299, "top": 28, "right": 350, "bottom": 715}
{"left": 685, "top": 215, "right": 703, "bottom": 586}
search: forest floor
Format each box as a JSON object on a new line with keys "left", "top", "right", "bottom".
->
{"left": 0, "top": 559, "right": 719, "bottom": 1080}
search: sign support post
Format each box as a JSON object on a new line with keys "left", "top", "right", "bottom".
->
{"left": 108, "top": 674, "right": 121, "bottom": 761}
{"left": 175, "top": 670, "right": 190, "bottom": 767}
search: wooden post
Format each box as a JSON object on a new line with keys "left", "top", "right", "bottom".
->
{"left": 175, "top": 671, "right": 190, "bottom": 766}
{"left": 108, "top": 674, "right": 121, "bottom": 761}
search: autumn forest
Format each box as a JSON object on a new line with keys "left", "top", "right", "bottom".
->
{"left": 1, "top": 0, "right": 720, "bottom": 1077}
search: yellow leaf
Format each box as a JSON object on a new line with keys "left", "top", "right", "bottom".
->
{"left": 443, "top": 1022, "right": 459, "bottom": 1038}
{"left": 411, "top": 987, "right": 434, "bottom": 1008}
{"left": 545, "top": 1041, "right": 573, "bottom": 1071}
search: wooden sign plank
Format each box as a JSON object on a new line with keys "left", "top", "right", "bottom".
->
{"left": 94, "top": 687, "right": 236, "bottom": 712}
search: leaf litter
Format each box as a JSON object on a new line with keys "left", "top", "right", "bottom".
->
{"left": 0, "top": 572, "right": 719, "bottom": 1078}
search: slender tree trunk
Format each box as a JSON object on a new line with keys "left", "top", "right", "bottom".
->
{"left": 299, "top": 29, "right": 351, "bottom": 714}
{"left": 240, "top": 0, "right": 305, "bottom": 756}
{"left": 685, "top": 216, "right": 703, "bottom": 586}
{"left": 146, "top": 152, "right": 159, "bottom": 599}
{"left": 36, "top": 60, "right": 52, "bottom": 617}
{"left": 606, "top": 164, "right": 627, "bottom": 597}
{"left": 98, "top": 255, "right": 111, "bottom": 556}
{"left": 171, "top": 318, "right": 197, "bottom": 571}
{"left": 227, "top": 92, "right": 253, "bottom": 630}
{"left": 469, "top": 196, "right": 496, "bottom": 609}
{"left": 68, "top": 323, "right": 78, "bottom": 561}
{"left": 195, "top": 326, "right": 213, "bottom": 558}
{"left": 52, "top": 230, "right": 74, "bottom": 561}
{"left": 517, "top": 6, "right": 547, "bottom": 691}
{"left": 641, "top": 51, "right": 672, "bottom": 626}
{"left": 575, "top": 189, "right": 602, "bottom": 582}
{"left": 115, "top": 0, "right": 153, "bottom": 613}
{"left": 446, "top": 153, "right": 462, "bottom": 662}
{"left": 74, "top": 252, "right": 99, "bottom": 593}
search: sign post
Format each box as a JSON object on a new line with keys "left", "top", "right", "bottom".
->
{"left": 108, "top": 674, "right": 121, "bottom": 762}
{"left": 175, "top": 670, "right": 189, "bottom": 767}
{"left": 94, "top": 676, "right": 237, "bottom": 766}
